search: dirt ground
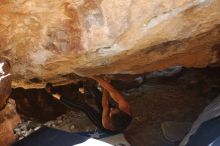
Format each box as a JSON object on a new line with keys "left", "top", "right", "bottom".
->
{"left": 12, "top": 67, "right": 220, "bottom": 146}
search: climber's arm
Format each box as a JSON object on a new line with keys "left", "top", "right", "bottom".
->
{"left": 92, "top": 76, "right": 131, "bottom": 115}
{"left": 101, "top": 88, "right": 113, "bottom": 129}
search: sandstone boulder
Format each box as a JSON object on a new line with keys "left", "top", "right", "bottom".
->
{"left": 0, "top": 99, "right": 21, "bottom": 146}
{"left": 0, "top": 0, "right": 220, "bottom": 88}
{"left": 0, "top": 57, "right": 12, "bottom": 108}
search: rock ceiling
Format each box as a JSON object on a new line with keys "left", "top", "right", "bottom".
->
{"left": 0, "top": 0, "right": 220, "bottom": 88}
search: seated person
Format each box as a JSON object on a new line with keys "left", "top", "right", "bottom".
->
{"left": 45, "top": 76, "right": 132, "bottom": 132}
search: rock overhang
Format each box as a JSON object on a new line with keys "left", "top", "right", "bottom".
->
{"left": 0, "top": 0, "right": 219, "bottom": 88}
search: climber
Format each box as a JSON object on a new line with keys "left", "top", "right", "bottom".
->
{"left": 45, "top": 76, "right": 132, "bottom": 132}
{"left": 91, "top": 76, "right": 132, "bottom": 131}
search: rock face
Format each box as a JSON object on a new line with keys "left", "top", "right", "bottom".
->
{"left": 0, "top": 0, "right": 220, "bottom": 88}
{"left": 0, "top": 99, "right": 21, "bottom": 146}
{"left": 0, "top": 57, "right": 12, "bottom": 108}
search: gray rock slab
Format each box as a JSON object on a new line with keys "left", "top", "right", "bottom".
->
{"left": 161, "top": 121, "right": 192, "bottom": 142}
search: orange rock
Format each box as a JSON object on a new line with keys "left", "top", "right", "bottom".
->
{"left": 0, "top": 57, "right": 11, "bottom": 109}
{"left": 0, "top": 0, "right": 220, "bottom": 88}
{"left": 0, "top": 99, "right": 21, "bottom": 146}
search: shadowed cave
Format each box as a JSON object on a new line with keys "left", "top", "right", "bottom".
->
{"left": 10, "top": 67, "right": 220, "bottom": 146}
